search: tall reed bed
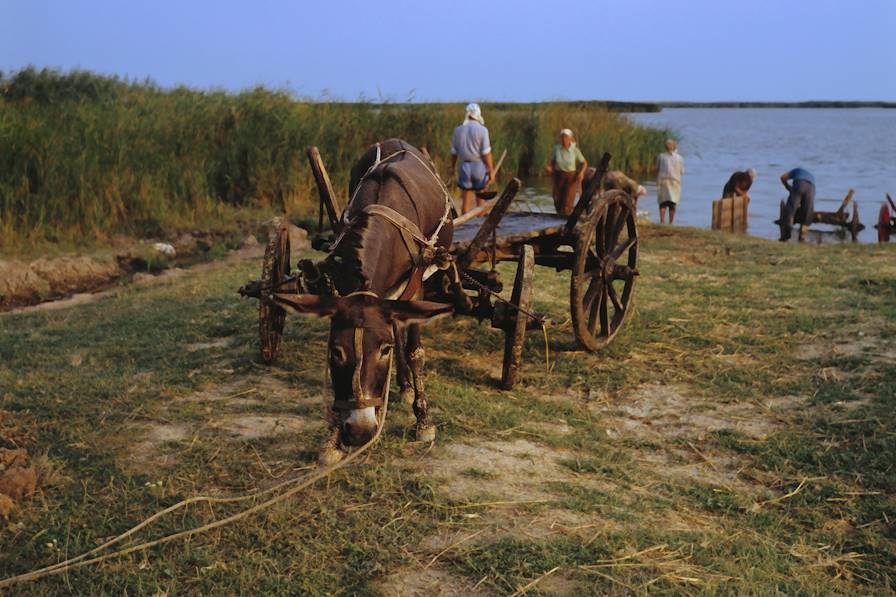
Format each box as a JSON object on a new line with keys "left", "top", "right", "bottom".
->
{"left": 0, "top": 68, "right": 667, "bottom": 245}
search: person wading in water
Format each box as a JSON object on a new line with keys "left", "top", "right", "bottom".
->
{"left": 449, "top": 103, "right": 495, "bottom": 214}
{"left": 545, "top": 129, "right": 588, "bottom": 216}
{"left": 722, "top": 168, "right": 757, "bottom": 201}
{"left": 779, "top": 167, "right": 816, "bottom": 242}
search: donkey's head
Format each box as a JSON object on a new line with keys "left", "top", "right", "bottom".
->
{"left": 273, "top": 293, "right": 452, "bottom": 446}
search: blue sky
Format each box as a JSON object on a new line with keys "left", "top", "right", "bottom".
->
{"left": 3, "top": 0, "right": 894, "bottom": 101}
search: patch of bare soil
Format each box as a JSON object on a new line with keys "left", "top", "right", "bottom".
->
{"left": 795, "top": 316, "right": 895, "bottom": 366}
{"left": 593, "top": 383, "right": 794, "bottom": 500}
{"left": 424, "top": 439, "right": 575, "bottom": 502}
{"left": 375, "top": 566, "right": 494, "bottom": 597}
{"left": 2, "top": 222, "right": 307, "bottom": 313}
{"left": 176, "top": 375, "right": 318, "bottom": 408}
{"left": 186, "top": 337, "right": 234, "bottom": 352}
{"left": 0, "top": 255, "right": 121, "bottom": 310}
{"left": 534, "top": 570, "right": 587, "bottom": 596}
{"left": 410, "top": 438, "right": 620, "bottom": 568}
{"left": 124, "top": 375, "right": 321, "bottom": 472}
{"left": 420, "top": 507, "right": 618, "bottom": 553}
{"left": 598, "top": 382, "right": 778, "bottom": 441}
{"left": 207, "top": 414, "right": 312, "bottom": 440}
{"left": 638, "top": 448, "right": 768, "bottom": 498}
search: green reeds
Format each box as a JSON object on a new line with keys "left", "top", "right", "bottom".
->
{"left": 0, "top": 68, "right": 668, "bottom": 245}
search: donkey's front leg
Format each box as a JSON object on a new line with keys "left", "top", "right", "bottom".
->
{"left": 318, "top": 411, "right": 345, "bottom": 466}
{"left": 406, "top": 323, "right": 436, "bottom": 442}
{"left": 393, "top": 322, "right": 415, "bottom": 405}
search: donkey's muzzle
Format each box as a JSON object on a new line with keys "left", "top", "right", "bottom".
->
{"left": 341, "top": 420, "right": 377, "bottom": 446}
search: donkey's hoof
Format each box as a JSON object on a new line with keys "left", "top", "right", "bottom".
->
{"left": 416, "top": 424, "right": 436, "bottom": 443}
{"left": 318, "top": 445, "right": 345, "bottom": 467}
{"left": 399, "top": 387, "right": 415, "bottom": 405}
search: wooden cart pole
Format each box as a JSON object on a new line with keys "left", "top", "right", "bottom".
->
{"left": 457, "top": 178, "right": 521, "bottom": 269}
{"left": 563, "top": 152, "right": 611, "bottom": 235}
{"left": 307, "top": 146, "right": 343, "bottom": 233}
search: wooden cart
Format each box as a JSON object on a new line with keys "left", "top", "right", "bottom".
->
{"left": 244, "top": 148, "right": 639, "bottom": 390}
{"left": 775, "top": 189, "right": 864, "bottom": 242}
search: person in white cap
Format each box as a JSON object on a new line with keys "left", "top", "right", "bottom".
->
{"left": 722, "top": 168, "right": 756, "bottom": 201}
{"left": 544, "top": 128, "right": 587, "bottom": 215}
{"left": 450, "top": 103, "right": 495, "bottom": 213}
{"left": 655, "top": 138, "right": 684, "bottom": 224}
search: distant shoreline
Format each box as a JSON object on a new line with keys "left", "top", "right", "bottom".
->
{"left": 658, "top": 101, "right": 896, "bottom": 109}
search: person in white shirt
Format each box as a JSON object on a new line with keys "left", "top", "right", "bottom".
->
{"left": 654, "top": 139, "right": 685, "bottom": 224}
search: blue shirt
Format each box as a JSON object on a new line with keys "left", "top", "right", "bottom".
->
{"left": 787, "top": 167, "right": 815, "bottom": 185}
{"left": 451, "top": 120, "right": 491, "bottom": 162}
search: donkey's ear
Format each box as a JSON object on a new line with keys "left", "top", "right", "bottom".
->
{"left": 272, "top": 294, "right": 340, "bottom": 317}
{"left": 388, "top": 300, "right": 454, "bottom": 324}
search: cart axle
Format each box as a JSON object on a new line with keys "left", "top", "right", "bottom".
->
{"left": 238, "top": 280, "right": 264, "bottom": 299}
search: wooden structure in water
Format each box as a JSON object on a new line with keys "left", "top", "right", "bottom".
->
{"left": 774, "top": 188, "right": 864, "bottom": 242}
{"left": 711, "top": 196, "right": 748, "bottom": 233}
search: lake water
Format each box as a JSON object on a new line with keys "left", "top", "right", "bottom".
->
{"left": 621, "top": 108, "right": 896, "bottom": 243}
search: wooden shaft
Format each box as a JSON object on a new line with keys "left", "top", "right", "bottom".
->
{"left": 493, "top": 148, "right": 508, "bottom": 178}
{"left": 307, "top": 146, "right": 342, "bottom": 233}
{"left": 457, "top": 178, "right": 521, "bottom": 269}
{"left": 564, "top": 152, "right": 611, "bottom": 234}
{"left": 454, "top": 199, "right": 495, "bottom": 226}
{"left": 835, "top": 189, "right": 855, "bottom": 216}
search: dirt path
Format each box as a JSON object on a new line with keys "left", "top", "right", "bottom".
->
{"left": 1, "top": 220, "right": 307, "bottom": 313}
{"left": 9, "top": 245, "right": 266, "bottom": 315}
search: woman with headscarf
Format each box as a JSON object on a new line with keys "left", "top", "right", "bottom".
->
{"left": 545, "top": 128, "right": 587, "bottom": 215}
{"left": 655, "top": 138, "right": 685, "bottom": 224}
{"left": 450, "top": 103, "right": 495, "bottom": 214}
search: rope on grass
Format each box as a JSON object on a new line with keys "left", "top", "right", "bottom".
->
{"left": 0, "top": 366, "right": 393, "bottom": 590}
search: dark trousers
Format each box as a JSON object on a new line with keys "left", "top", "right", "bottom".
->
{"left": 782, "top": 179, "right": 815, "bottom": 239}
{"left": 552, "top": 171, "right": 579, "bottom": 215}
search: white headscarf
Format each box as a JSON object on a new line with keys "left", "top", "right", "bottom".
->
{"left": 464, "top": 102, "right": 484, "bottom": 124}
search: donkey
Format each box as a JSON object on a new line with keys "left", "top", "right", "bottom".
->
{"left": 273, "top": 139, "right": 454, "bottom": 464}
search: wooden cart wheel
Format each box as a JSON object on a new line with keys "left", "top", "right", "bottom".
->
{"left": 501, "top": 245, "right": 535, "bottom": 390}
{"left": 259, "top": 226, "right": 291, "bottom": 363}
{"left": 570, "top": 190, "right": 638, "bottom": 352}
{"left": 849, "top": 201, "right": 861, "bottom": 242}
{"left": 879, "top": 203, "right": 892, "bottom": 243}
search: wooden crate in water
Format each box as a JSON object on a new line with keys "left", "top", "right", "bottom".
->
{"left": 712, "top": 196, "right": 748, "bottom": 233}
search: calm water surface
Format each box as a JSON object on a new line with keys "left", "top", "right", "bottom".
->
{"left": 622, "top": 108, "right": 896, "bottom": 243}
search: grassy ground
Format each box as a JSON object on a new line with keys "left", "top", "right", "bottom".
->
{"left": 0, "top": 226, "right": 894, "bottom": 595}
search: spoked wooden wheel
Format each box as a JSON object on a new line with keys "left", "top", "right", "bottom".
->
{"left": 259, "top": 226, "right": 291, "bottom": 363}
{"left": 501, "top": 245, "right": 535, "bottom": 390}
{"left": 570, "top": 190, "right": 638, "bottom": 352}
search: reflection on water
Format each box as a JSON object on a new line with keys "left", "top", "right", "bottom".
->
{"left": 621, "top": 108, "right": 896, "bottom": 243}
